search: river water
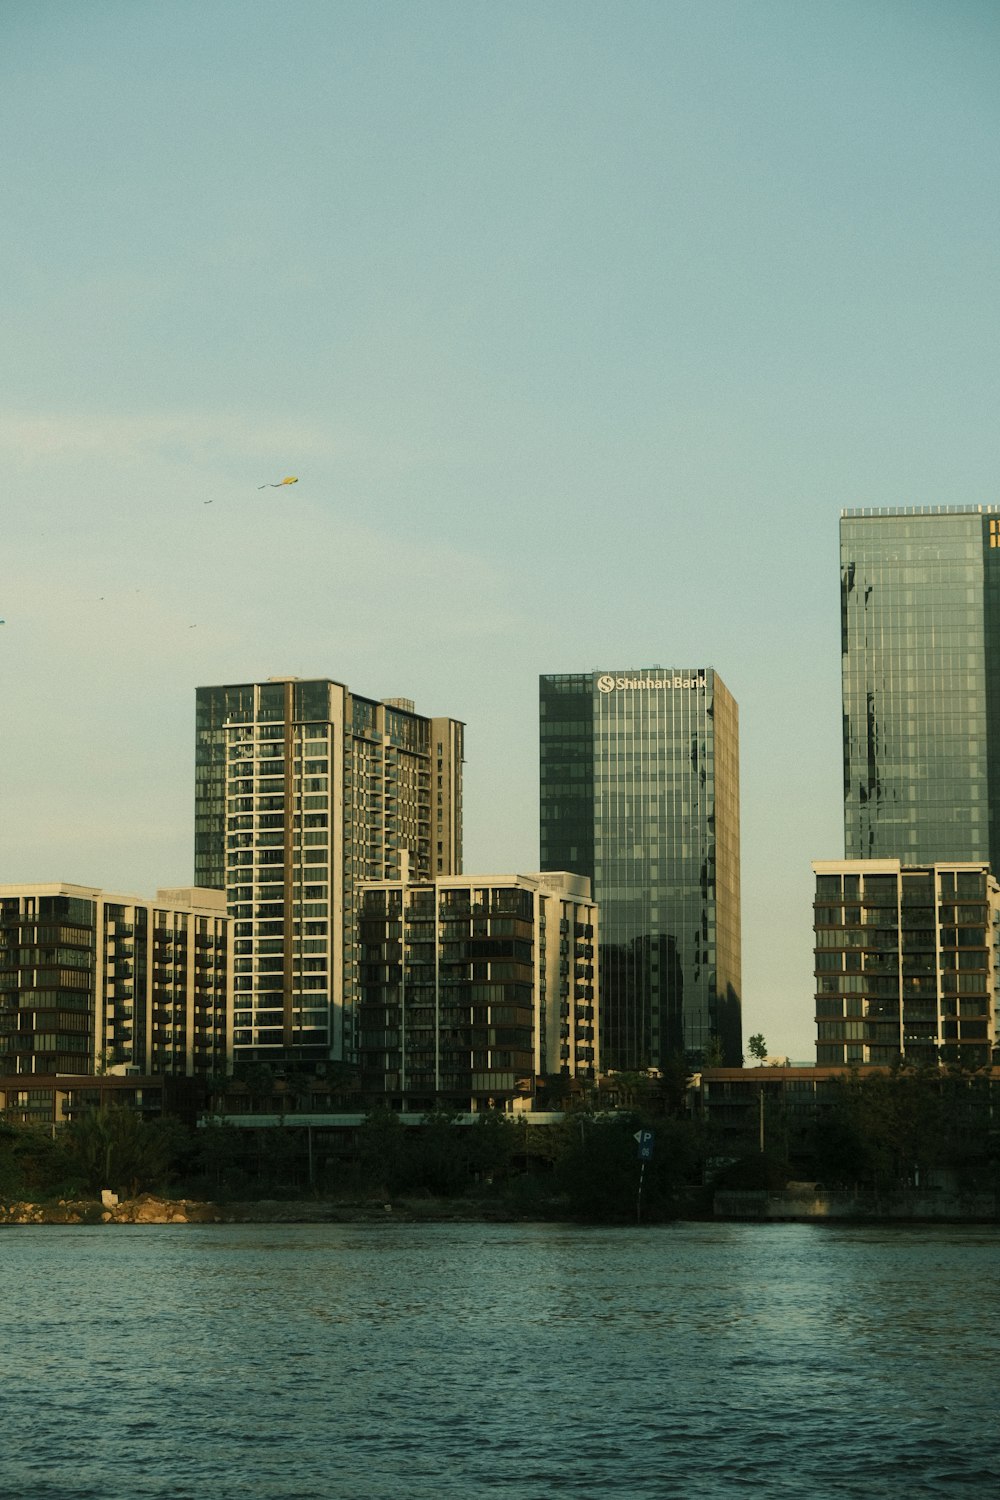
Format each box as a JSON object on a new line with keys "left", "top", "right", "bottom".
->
{"left": 1, "top": 1220, "right": 998, "bottom": 1498}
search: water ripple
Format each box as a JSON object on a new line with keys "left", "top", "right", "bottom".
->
{"left": 1, "top": 1221, "right": 998, "bottom": 1497}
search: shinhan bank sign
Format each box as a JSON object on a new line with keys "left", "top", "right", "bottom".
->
{"left": 597, "top": 672, "right": 705, "bottom": 693}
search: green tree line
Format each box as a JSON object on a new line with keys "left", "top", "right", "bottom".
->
{"left": 0, "top": 1096, "right": 713, "bottom": 1221}
{"left": 3, "top": 1064, "right": 998, "bottom": 1216}
{"left": 714, "top": 1063, "right": 1000, "bottom": 1197}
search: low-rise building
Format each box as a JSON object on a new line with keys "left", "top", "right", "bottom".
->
{"left": 813, "top": 860, "right": 1000, "bottom": 1069}
{"left": 0, "top": 1073, "right": 204, "bottom": 1131}
{"left": 0, "top": 883, "right": 231, "bottom": 1079}
{"left": 357, "top": 872, "right": 598, "bottom": 1111}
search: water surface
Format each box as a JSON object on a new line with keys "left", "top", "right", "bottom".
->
{"left": 2, "top": 1221, "right": 997, "bottom": 1498}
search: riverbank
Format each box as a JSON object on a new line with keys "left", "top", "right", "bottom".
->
{"left": 5, "top": 1186, "right": 997, "bottom": 1225}
{"left": 0, "top": 1192, "right": 538, "bottom": 1225}
{"left": 716, "top": 1185, "right": 999, "bottom": 1221}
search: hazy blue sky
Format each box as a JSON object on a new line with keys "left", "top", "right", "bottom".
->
{"left": 3, "top": 1, "right": 998, "bottom": 1059}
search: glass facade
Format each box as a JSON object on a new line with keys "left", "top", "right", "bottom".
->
{"left": 841, "top": 507, "right": 1000, "bottom": 866}
{"left": 540, "top": 668, "right": 741, "bottom": 1069}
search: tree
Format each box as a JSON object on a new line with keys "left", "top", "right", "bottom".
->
{"left": 64, "top": 1107, "right": 188, "bottom": 1198}
{"left": 405, "top": 1109, "right": 469, "bottom": 1196}
{"left": 466, "top": 1111, "right": 519, "bottom": 1186}
{"left": 0, "top": 1121, "right": 72, "bottom": 1199}
{"left": 254, "top": 1124, "right": 306, "bottom": 1190}
{"left": 555, "top": 1112, "right": 707, "bottom": 1222}
{"left": 804, "top": 1064, "right": 955, "bottom": 1191}
{"left": 194, "top": 1120, "right": 248, "bottom": 1191}
{"left": 702, "top": 1035, "right": 726, "bottom": 1068}
{"left": 204, "top": 1071, "right": 232, "bottom": 1116}
{"left": 747, "top": 1034, "right": 768, "bottom": 1065}
{"left": 237, "top": 1063, "right": 276, "bottom": 1107}
{"left": 356, "top": 1106, "right": 408, "bottom": 1195}
{"left": 658, "top": 1052, "right": 693, "bottom": 1116}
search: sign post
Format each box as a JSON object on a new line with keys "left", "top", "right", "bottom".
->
{"left": 634, "top": 1129, "right": 655, "bottom": 1223}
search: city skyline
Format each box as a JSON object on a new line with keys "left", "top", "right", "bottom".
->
{"left": 3, "top": 3, "right": 999, "bottom": 1063}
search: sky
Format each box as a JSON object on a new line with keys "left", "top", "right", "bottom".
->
{"left": 2, "top": 0, "right": 999, "bottom": 1061}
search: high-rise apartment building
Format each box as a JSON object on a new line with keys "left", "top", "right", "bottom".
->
{"left": 813, "top": 859, "right": 1000, "bottom": 1070}
{"left": 540, "top": 667, "right": 741, "bottom": 1069}
{"left": 357, "top": 871, "right": 598, "bottom": 1111}
{"left": 195, "top": 676, "right": 464, "bottom": 1067}
{"left": 0, "top": 883, "right": 230, "bottom": 1078}
{"left": 841, "top": 506, "right": 1000, "bottom": 865}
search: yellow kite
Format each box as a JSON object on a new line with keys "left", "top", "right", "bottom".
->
{"left": 258, "top": 476, "right": 299, "bottom": 489}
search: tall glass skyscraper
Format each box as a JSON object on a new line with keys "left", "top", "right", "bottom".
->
{"left": 841, "top": 506, "right": 1000, "bottom": 866}
{"left": 539, "top": 668, "right": 741, "bottom": 1069}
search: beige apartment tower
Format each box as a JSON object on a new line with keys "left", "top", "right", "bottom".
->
{"left": 195, "top": 676, "right": 464, "bottom": 1067}
{"left": 357, "top": 871, "right": 598, "bottom": 1112}
{"left": 0, "top": 883, "right": 230, "bottom": 1078}
{"left": 813, "top": 859, "right": 1000, "bottom": 1070}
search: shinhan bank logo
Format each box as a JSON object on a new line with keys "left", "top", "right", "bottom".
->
{"left": 597, "top": 673, "right": 704, "bottom": 693}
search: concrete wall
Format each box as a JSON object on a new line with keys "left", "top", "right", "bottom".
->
{"left": 714, "top": 1187, "right": 999, "bottom": 1221}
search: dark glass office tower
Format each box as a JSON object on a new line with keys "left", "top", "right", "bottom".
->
{"left": 540, "top": 668, "right": 741, "bottom": 1069}
{"left": 841, "top": 507, "right": 1000, "bottom": 866}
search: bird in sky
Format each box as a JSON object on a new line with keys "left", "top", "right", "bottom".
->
{"left": 258, "top": 476, "right": 298, "bottom": 489}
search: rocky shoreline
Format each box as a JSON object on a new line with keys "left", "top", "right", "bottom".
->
{"left": 6, "top": 1191, "right": 994, "bottom": 1226}
{"left": 0, "top": 1193, "right": 531, "bottom": 1226}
